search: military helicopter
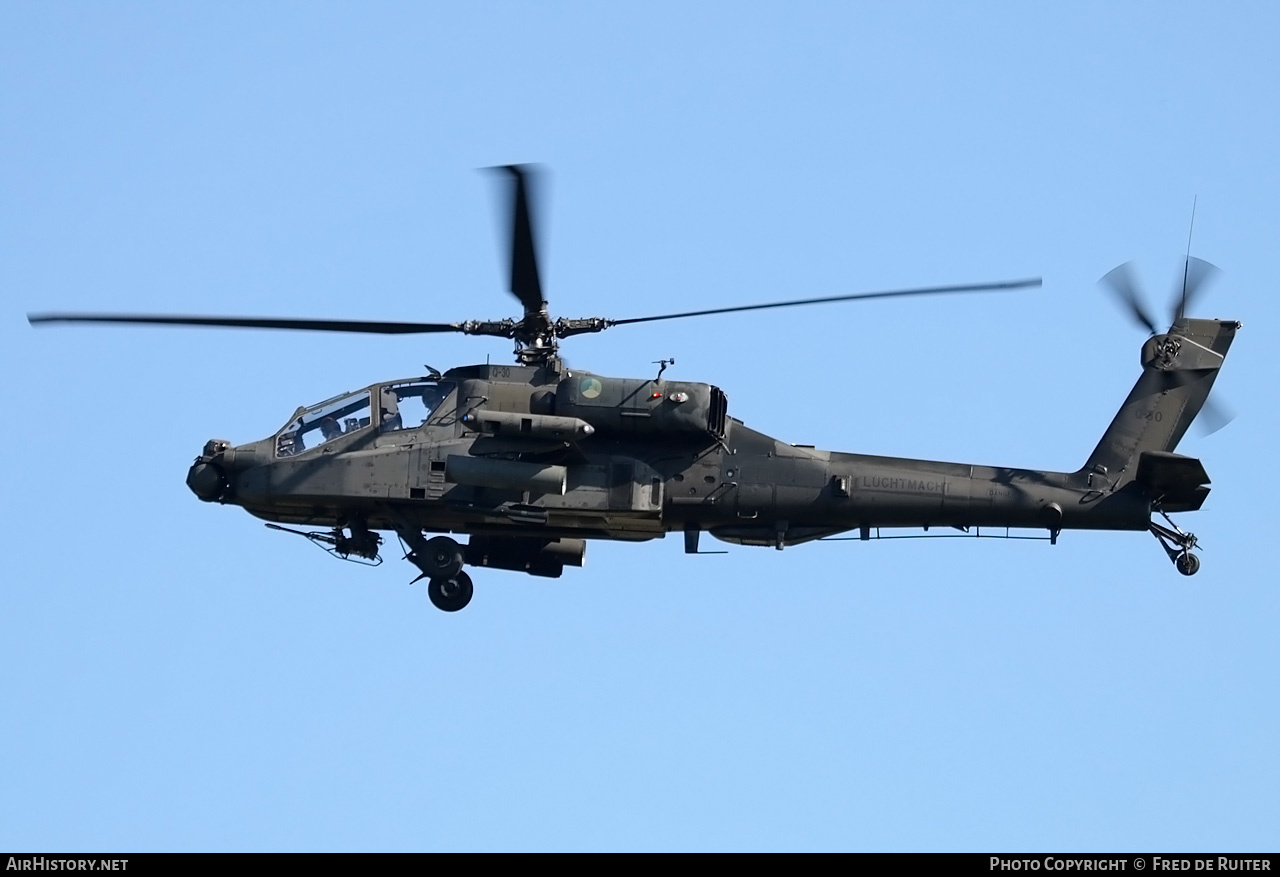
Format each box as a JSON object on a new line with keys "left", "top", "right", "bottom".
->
{"left": 28, "top": 166, "right": 1239, "bottom": 612}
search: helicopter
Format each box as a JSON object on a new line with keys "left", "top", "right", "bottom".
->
{"left": 28, "top": 166, "right": 1239, "bottom": 612}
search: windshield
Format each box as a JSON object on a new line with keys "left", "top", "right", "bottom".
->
{"left": 276, "top": 390, "right": 372, "bottom": 457}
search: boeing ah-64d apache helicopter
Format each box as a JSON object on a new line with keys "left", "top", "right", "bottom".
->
{"left": 28, "top": 167, "right": 1239, "bottom": 612}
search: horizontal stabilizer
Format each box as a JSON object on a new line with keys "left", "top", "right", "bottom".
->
{"left": 1136, "top": 451, "right": 1211, "bottom": 512}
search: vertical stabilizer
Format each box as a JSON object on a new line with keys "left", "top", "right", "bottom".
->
{"left": 1082, "top": 318, "right": 1239, "bottom": 484}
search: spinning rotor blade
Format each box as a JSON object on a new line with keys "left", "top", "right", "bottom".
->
{"left": 606, "top": 278, "right": 1042, "bottom": 327}
{"left": 1176, "top": 259, "right": 1234, "bottom": 434}
{"left": 1172, "top": 256, "right": 1221, "bottom": 322}
{"left": 497, "top": 164, "right": 546, "bottom": 316}
{"left": 1164, "top": 368, "right": 1236, "bottom": 438}
{"left": 1150, "top": 311, "right": 1237, "bottom": 437}
{"left": 1197, "top": 396, "right": 1235, "bottom": 436}
{"left": 1099, "top": 262, "right": 1160, "bottom": 335}
{"left": 27, "top": 313, "right": 464, "bottom": 334}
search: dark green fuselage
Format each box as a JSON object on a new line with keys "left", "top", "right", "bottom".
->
{"left": 195, "top": 315, "right": 1239, "bottom": 565}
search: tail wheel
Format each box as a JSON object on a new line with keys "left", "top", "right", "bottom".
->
{"left": 1175, "top": 553, "right": 1201, "bottom": 577}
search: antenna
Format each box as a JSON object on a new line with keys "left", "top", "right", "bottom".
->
{"left": 1179, "top": 196, "right": 1198, "bottom": 320}
{"left": 1185, "top": 196, "right": 1198, "bottom": 257}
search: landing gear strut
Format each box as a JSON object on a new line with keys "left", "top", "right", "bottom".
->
{"left": 384, "top": 508, "right": 476, "bottom": 612}
{"left": 406, "top": 535, "right": 473, "bottom": 611}
{"left": 1150, "top": 504, "right": 1201, "bottom": 576}
{"left": 418, "top": 535, "right": 472, "bottom": 611}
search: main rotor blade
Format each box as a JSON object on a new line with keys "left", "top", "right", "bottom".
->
{"left": 498, "top": 164, "right": 545, "bottom": 315}
{"left": 1099, "top": 262, "right": 1160, "bottom": 335}
{"left": 606, "top": 278, "right": 1042, "bottom": 327}
{"left": 1171, "top": 256, "right": 1221, "bottom": 322}
{"left": 27, "top": 313, "right": 465, "bottom": 335}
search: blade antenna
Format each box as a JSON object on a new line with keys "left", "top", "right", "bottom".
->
{"left": 1177, "top": 196, "right": 1198, "bottom": 322}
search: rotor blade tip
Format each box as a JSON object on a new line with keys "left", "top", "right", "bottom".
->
{"left": 1196, "top": 397, "right": 1235, "bottom": 437}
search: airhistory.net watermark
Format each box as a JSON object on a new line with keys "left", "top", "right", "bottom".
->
{"left": 5, "top": 859, "right": 128, "bottom": 871}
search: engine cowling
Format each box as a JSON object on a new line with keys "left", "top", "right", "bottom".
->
{"left": 554, "top": 373, "right": 727, "bottom": 439}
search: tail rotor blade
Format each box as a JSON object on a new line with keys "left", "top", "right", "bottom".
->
{"left": 1165, "top": 364, "right": 1235, "bottom": 437}
{"left": 1196, "top": 396, "right": 1235, "bottom": 437}
{"left": 1172, "top": 256, "right": 1221, "bottom": 322}
{"left": 1100, "top": 262, "right": 1160, "bottom": 335}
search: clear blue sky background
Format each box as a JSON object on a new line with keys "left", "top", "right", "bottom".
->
{"left": 3, "top": 2, "right": 1278, "bottom": 852}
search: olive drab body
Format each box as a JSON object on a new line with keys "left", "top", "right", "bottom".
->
{"left": 32, "top": 165, "right": 1240, "bottom": 611}
{"left": 189, "top": 314, "right": 1237, "bottom": 585}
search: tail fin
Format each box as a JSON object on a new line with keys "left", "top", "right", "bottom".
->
{"left": 1083, "top": 318, "right": 1240, "bottom": 486}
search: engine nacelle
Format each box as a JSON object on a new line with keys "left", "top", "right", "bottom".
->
{"left": 555, "top": 373, "right": 728, "bottom": 439}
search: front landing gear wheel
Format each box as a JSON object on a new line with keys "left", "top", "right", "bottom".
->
{"left": 1176, "top": 553, "right": 1201, "bottom": 577}
{"left": 427, "top": 571, "right": 474, "bottom": 612}
{"left": 420, "top": 536, "right": 464, "bottom": 579}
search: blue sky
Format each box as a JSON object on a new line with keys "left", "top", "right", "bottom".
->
{"left": 3, "top": 1, "right": 1278, "bottom": 852}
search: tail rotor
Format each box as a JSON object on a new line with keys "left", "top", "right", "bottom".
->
{"left": 1173, "top": 255, "right": 1221, "bottom": 323}
{"left": 1099, "top": 257, "right": 1233, "bottom": 436}
{"left": 1100, "top": 261, "right": 1161, "bottom": 335}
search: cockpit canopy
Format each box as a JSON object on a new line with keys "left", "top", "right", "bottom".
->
{"left": 276, "top": 379, "right": 455, "bottom": 457}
